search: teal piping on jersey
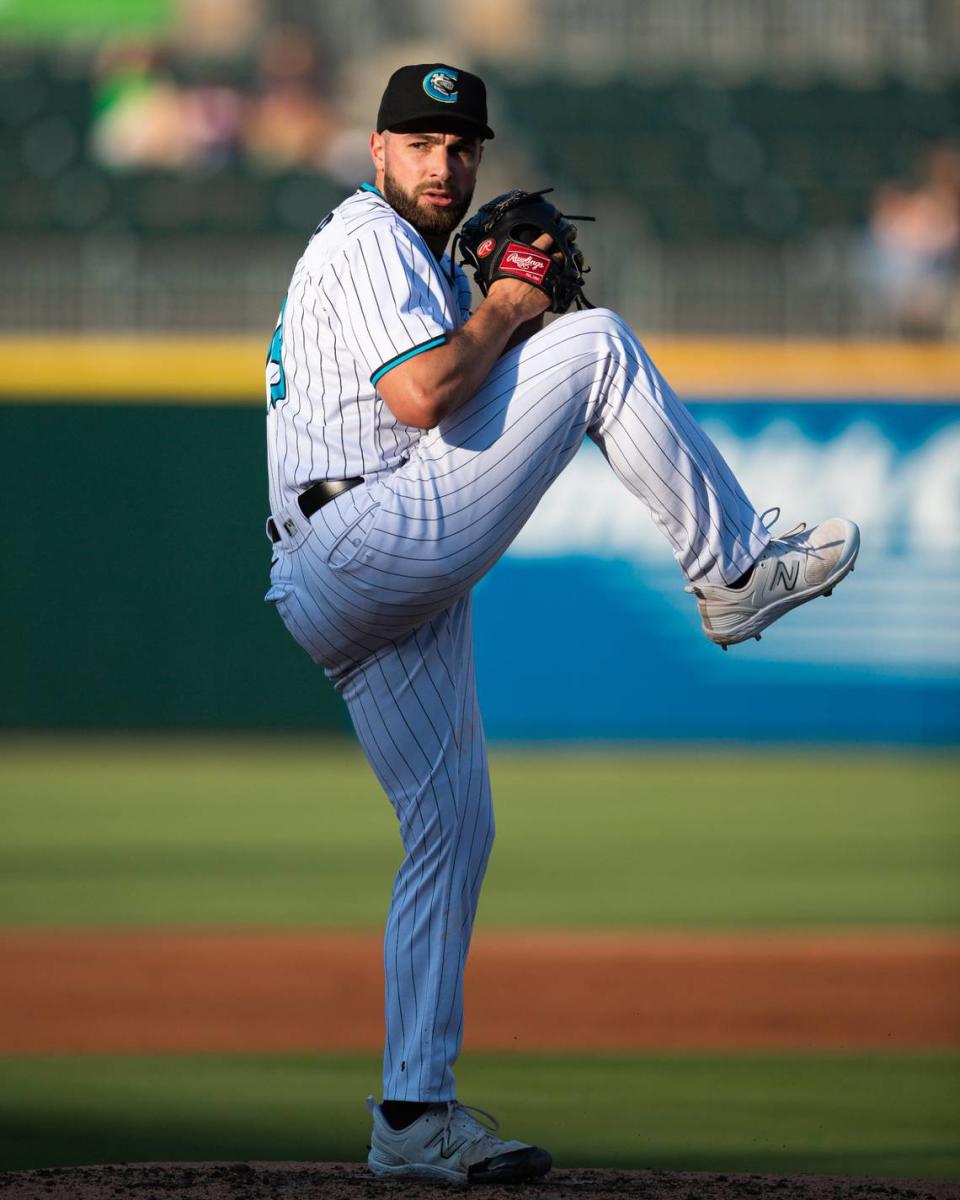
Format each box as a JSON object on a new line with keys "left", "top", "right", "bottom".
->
{"left": 359, "top": 182, "right": 384, "bottom": 197}
{"left": 371, "top": 335, "right": 447, "bottom": 387}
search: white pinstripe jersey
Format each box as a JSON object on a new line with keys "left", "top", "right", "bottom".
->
{"left": 266, "top": 183, "right": 473, "bottom": 513}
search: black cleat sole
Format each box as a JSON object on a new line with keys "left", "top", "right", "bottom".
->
{"left": 468, "top": 1146, "right": 552, "bottom": 1184}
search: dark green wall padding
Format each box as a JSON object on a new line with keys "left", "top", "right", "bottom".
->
{"left": 0, "top": 403, "right": 347, "bottom": 731}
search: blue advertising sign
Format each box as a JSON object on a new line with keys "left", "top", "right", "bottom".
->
{"left": 473, "top": 402, "right": 960, "bottom": 744}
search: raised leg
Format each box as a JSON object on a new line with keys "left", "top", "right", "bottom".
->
{"left": 306, "top": 309, "right": 769, "bottom": 656}
{"left": 270, "top": 307, "right": 771, "bottom": 682}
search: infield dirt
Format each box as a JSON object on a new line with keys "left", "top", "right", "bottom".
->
{"left": 2, "top": 929, "right": 957, "bottom": 1052}
{"left": 1, "top": 1162, "right": 958, "bottom": 1200}
{"left": 4, "top": 928, "right": 956, "bottom": 1197}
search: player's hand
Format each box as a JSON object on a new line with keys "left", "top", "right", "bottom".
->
{"left": 458, "top": 189, "right": 594, "bottom": 315}
{"left": 485, "top": 234, "right": 555, "bottom": 324}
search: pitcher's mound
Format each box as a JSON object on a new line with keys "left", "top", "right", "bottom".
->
{"left": 0, "top": 1163, "right": 958, "bottom": 1200}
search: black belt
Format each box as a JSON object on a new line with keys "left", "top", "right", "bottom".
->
{"left": 268, "top": 478, "right": 363, "bottom": 543}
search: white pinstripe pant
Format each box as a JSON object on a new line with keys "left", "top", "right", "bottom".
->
{"left": 266, "top": 308, "right": 769, "bottom": 1101}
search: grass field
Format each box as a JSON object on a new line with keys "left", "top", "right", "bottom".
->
{"left": 1, "top": 739, "right": 957, "bottom": 928}
{"left": 1, "top": 738, "right": 958, "bottom": 1179}
{"left": 2, "top": 1053, "right": 958, "bottom": 1179}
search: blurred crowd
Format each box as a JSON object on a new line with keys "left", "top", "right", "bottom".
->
{"left": 89, "top": 26, "right": 371, "bottom": 184}
{"left": 864, "top": 144, "right": 960, "bottom": 339}
{"left": 1, "top": 0, "right": 958, "bottom": 339}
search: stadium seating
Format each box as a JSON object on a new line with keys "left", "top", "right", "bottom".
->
{"left": 482, "top": 70, "right": 960, "bottom": 240}
{"left": 1, "top": 48, "right": 958, "bottom": 243}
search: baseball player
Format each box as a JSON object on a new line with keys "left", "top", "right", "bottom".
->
{"left": 264, "top": 64, "right": 859, "bottom": 1184}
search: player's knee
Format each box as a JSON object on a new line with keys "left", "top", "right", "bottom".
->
{"left": 582, "top": 305, "right": 620, "bottom": 324}
{"left": 589, "top": 306, "right": 634, "bottom": 340}
{"left": 429, "top": 784, "right": 493, "bottom": 875}
{"left": 554, "top": 305, "right": 630, "bottom": 342}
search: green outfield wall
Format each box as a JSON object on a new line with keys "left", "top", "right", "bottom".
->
{"left": 4, "top": 338, "right": 957, "bottom": 735}
{"left": 0, "top": 403, "right": 346, "bottom": 730}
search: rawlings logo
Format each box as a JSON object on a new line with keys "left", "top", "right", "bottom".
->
{"left": 499, "top": 242, "right": 551, "bottom": 284}
{"left": 477, "top": 238, "right": 496, "bottom": 258}
{"left": 505, "top": 252, "right": 543, "bottom": 271}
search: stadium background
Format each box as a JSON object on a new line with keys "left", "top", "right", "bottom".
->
{"left": 1, "top": 0, "right": 958, "bottom": 1183}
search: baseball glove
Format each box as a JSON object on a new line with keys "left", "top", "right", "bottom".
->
{"left": 455, "top": 188, "right": 594, "bottom": 314}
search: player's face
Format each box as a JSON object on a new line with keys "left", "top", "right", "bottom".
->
{"left": 375, "top": 131, "right": 481, "bottom": 238}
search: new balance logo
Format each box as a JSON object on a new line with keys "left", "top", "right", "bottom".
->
{"left": 425, "top": 1131, "right": 469, "bottom": 1160}
{"left": 772, "top": 560, "right": 800, "bottom": 592}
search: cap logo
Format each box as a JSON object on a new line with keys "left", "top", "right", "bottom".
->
{"left": 423, "top": 68, "right": 459, "bottom": 103}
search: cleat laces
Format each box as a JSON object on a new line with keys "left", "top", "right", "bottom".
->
{"left": 761, "top": 505, "right": 806, "bottom": 541}
{"left": 684, "top": 506, "right": 807, "bottom": 596}
{"left": 442, "top": 1101, "right": 500, "bottom": 1154}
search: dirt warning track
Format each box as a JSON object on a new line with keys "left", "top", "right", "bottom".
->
{"left": 1, "top": 929, "right": 957, "bottom": 1054}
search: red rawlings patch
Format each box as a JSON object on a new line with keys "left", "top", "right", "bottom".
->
{"left": 477, "top": 238, "right": 496, "bottom": 258}
{"left": 498, "top": 242, "right": 551, "bottom": 285}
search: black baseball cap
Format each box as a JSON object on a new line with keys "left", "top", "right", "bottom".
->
{"left": 377, "top": 63, "right": 495, "bottom": 141}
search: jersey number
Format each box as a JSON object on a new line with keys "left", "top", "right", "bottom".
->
{"left": 266, "top": 296, "right": 287, "bottom": 409}
{"left": 267, "top": 212, "right": 332, "bottom": 408}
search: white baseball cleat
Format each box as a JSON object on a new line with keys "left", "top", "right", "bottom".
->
{"left": 366, "top": 1095, "right": 552, "bottom": 1185}
{"left": 687, "top": 510, "right": 860, "bottom": 649}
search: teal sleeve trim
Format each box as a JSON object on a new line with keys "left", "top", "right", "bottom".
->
{"left": 371, "top": 334, "right": 446, "bottom": 386}
{"left": 359, "top": 182, "right": 384, "bottom": 198}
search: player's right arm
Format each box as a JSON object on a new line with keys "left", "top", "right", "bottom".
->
{"left": 375, "top": 236, "right": 554, "bottom": 429}
{"left": 376, "top": 279, "right": 547, "bottom": 429}
{"left": 323, "top": 223, "right": 552, "bottom": 433}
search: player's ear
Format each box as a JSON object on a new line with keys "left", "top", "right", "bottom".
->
{"left": 370, "top": 131, "right": 385, "bottom": 174}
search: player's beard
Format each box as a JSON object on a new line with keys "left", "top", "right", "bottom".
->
{"left": 383, "top": 172, "right": 474, "bottom": 240}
